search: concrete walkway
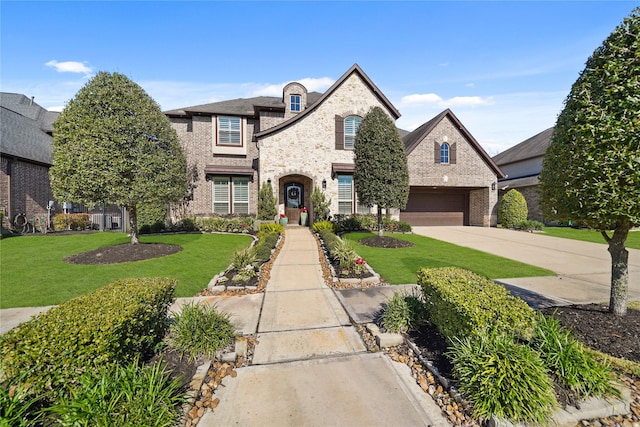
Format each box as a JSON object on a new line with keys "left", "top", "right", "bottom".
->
{"left": 412, "top": 226, "right": 640, "bottom": 305}
{"left": 198, "top": 227, "right": 450, "bottom": 427}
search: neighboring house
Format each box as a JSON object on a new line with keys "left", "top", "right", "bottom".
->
{"left": 492, "top": 127, "right": 554, "bottom": 222}
{"left": 0, "top": 93, "right": 58, "bottom": 229}
{"left": 166, "top": 64, "right": 503, "bottom": 227}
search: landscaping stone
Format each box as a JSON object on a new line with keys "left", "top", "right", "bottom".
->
{"left": 375, "top": 332, "right": 403, "bottom": 348}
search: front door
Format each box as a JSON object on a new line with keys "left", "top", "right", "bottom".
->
{"left": 284, "top": 182, "right": 303, "bottom": 223}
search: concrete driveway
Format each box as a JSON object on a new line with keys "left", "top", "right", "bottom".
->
{"left": 412, "top": 226, "right": 640, "bottom": 306}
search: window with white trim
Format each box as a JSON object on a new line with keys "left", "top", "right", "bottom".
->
{"left": 440, "top": 142, "right": 450, "bottom": 164}
{"left": 344, "top": 116, "right": 362, "bottom": 150}
{"left": 338, "top": 175, "right": 354, "bottom": 214}
{"left": 217, "top": 116, "right": 242, "bottom": 146}
{"left": 212, "top": 177, "right": 249, "bottom": 214}
{"left": 290, "top": 94, "right": 301, "bottom": 112}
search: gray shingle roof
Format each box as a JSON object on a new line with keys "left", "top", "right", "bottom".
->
{"left": 164, "top": 92, "right": 324, "bottom": 117}
{"left": 1, "top": 93, "right": 58, "bottom": 165}
{"left": 492, "top": 127, "right": 554, "bottom": 166}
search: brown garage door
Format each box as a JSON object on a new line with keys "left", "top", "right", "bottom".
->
{"left": 400, "top": 188, "right": 469, "bottom": 226}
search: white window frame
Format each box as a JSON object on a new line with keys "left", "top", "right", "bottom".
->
{"left": 212, "top": 176, "right": 249, "bottom": 214}
{"left": 440, "top": 142, "right": 450, "bottom": 164}
{"left": 217, "top": 116, "right": 242, "bottom": 147}
{"left": 338, "top": 174, "right": 354, "bottom": 214}
{"left": 344, "top": 115, "right": 362, "bottom": 150}
{"left": 290, "top": 94, "right": 301, "bottom": 112}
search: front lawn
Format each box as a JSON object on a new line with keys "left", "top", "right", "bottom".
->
{"left": 0, "top": 232, "right": 253, "bottom": 308}
{"left": 542, "top": 227, "right": 640, "bottom": 249}
{"left": 342, "top": 232, "right": 555, "bottom": 284}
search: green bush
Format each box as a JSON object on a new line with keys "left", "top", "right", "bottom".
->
{"left": 231, "top": 246, "right": 257, "bottom": 271}
{"left": 499, "top": 189, "right": 528, "bottom": 228}
{"left": 333, "top": 214, "right": 412, "bottom": 233}
{"left": 52, "top": 213, "right": 91, "bottom": 231}
{"left": 0, "top": 277, "right": 175, "bottom": 399}
{"left": 331, "top": 239, "right": 358, "bottom": 269}
{"left": 168, "top": 302, "right": 235, "bottom": 361}
{"left": 311, "top": 186, "right": 331, "bottom": 221}
{"left": 318, "top": 228, "right": 339, "bottom": 253}
{"left": 257, "top": 222, "right": 284, "bottom": 239}
{"left": 447, "top": 329, "right": 557, "bottom": 424}
{"left": 532, "top": 312, "right": 617, "bottom": 399}
{"left": 380, "top": 289, "right": 427, "bottom": 333}
{"left": 257, "top": 182, "right": 278, "bottom": 221}
{"left": 418, "top": 267, "right": 535, "bottom": 341}
{"left": 195, "top": 215, "right": 254, "bottom": 233}
{"left": 312, "top": 220, "right": 336, "bottom": 233}
{"left": 138, "top": 202, "right": 167, "bottom": 231}
{"left": 0, "top": 370, "right": 45, "bottom": 426}
{"left": 47, "top": 360, "right": 186, "bottom": 426}
{"left": 514, "top": 219, "right": 545, "bottom": 231}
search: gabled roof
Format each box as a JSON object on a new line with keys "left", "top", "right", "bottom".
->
{"left": 254, "top": 64, "right": 400, "bottom": 139}
{"left": 492, "top": 127, "right": 554, "bottom": 166}
{"left": 164, "top": 92, "right": 324, "bottom": 118}
{"left": 0, "top": 92, "right": 59, "bottom": 165}
{"left": 402, "top": 108, "right": 505, "bottom": 179}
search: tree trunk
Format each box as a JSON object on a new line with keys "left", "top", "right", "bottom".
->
{"left": 128, "top": 204, "right": 140, "bottom": 245}
{"left": 603, "top": 222, "right": 630, "bottom": 316}
{"left": 377, "top": 206, "right": 383, "bottom": 238}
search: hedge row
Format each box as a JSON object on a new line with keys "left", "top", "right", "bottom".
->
{"left": 194, "top": 215, "right": 254, "bottom": 233}
{"left": 333, "top": 213, "right": 411, "bottom": 233}
{"left": 418, "top": 267, "right": 535, "bottom": 340}
{"left": 254, "top": 223, "right": 284, "bottom": 261}
{"left": 52, "top": 213, "right": 91, "bottom": 231}
{"left": 0, "top": 277, "right": 176, "bottom": 399}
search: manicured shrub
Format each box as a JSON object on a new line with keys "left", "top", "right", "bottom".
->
{"left": 418, "top": 267, "right": 535, "bottom": 340}
{"left": 257, "top": 222, "right": 284, "bottom": 239}
{"left": 380, "top": 289, "right": 427, "bottom": 333}
{"left": 514, "top": 219, "right": 544, "bottom": 231}
{"left": 311, "top": 186, "right": 331, "bottom": 221}
{"left": 257, "top": 182, "right": 278, "bottom": 221}
{"left": 47, "top": 360, "right": 186, "bottom": 426}
{"left": 447, "top": 329, "right": 557, "bottom": 424}
{"left": 0, "top": 277, "right": 175, "bottom": 399}
{"left": 312, "top": 220, "right": 336, "bottom": 233}
{"left": 52, "top": 213, "right": 91, "bottom": 231}
{"left": 499, "top": 189, "right": 528, "bottom": 228}
{"left": 195, "top": 215, "right": 254, "bottom": 233}
{"left": 532, "top": 312, "right": 617, "bottom": 399}
{"left": 168, "top": 302, "right": 235, "bottom": 361}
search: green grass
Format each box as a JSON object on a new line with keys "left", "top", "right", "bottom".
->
{"left": 0, "top": 232, "right": 253, "bottom": 308}
{"left": 342, "top": 232, "right": 555, "bottom": 284}
{"left": 542, "top": 227, "right": 640, "bottom": 249}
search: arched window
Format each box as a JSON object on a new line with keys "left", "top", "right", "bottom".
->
{"left": 344, "top": 115, "right": 362, "bottom": 150}
{"left": 440, "top": 142, "right": 450, "bottom": 164}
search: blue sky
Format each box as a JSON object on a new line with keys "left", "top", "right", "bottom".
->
{"left": 1, "top": 1, "right": 636, "bottom": 155}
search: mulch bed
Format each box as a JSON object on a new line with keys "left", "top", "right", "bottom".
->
{"left": 65, "top": 242, "right": 182, "bottom": 264}
{"left": 359, "top": 235, "right": 415, "bottom": 248}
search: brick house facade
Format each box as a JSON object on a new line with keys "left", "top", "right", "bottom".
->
{"left": 166, "top": 64, "right": 504, "bottom": 226}
{"left": 0, "top": 93, "right": 58, "bottom": 229}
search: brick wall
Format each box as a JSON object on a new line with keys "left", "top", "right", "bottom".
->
{"left": 0, "top": 156, "right": 53, "bottom": 228}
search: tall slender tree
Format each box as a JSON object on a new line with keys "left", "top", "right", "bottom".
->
{"left": 50, "top": 71, "right": 188, "bottom": 244}
{"left": 539, "top": 8, "right": 640, "bottom": 316}
{"left": 354, "top": 106, "right": 409, "bottom": 237}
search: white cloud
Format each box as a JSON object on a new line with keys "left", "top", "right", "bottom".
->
{"left": 401, "top": 93, "right": 493, "bottom": 108}
{"left": 45, "top": 60, "right": 92, "bottom": 75}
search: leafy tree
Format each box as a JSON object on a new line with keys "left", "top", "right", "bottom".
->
{"left": 539, "top": 8, "right": 640, "bottom": 316}
{"left": 499, "top": 189, "right": 528, "bottom": 229}
{"left": 50, "top": 72, "right": 188, "bottom": 244}
{"left": 311, "top": 185, "right": 331, "bottom": 222}
{"left": 354, "top": 106, "right": 409, "bottom": 237}
{"left": 257, "top": 181, "right": 277, "bottom": 221}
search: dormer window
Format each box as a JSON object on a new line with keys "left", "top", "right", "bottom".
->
{"left": 290, "top": 94, "right": 301, "bottom": 112}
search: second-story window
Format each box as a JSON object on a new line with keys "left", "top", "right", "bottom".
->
{"left": 344, "top": 115, "right": 362, "bottom": 150}
{"left": 440, "top": 143, "right": 450, "bottom": 164}
{"left": 290, "top": 94, "right": 301, "bottom": 112}
{"left": 218, "top": 116, "right": 242, "bottom": 146}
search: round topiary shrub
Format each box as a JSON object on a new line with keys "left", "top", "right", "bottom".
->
{"left": 499, "top": 189, "right": 528, "bottom": 229}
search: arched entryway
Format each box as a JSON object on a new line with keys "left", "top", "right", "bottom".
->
{"left": 278, "top": 174, "right": 313, "bottom": 225}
